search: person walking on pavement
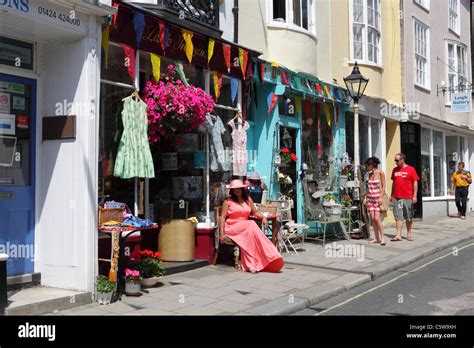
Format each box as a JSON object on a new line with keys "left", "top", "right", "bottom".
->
{"left": 451, "top": 162, "right": 472, "bottom": 220}
{"left": 364, "top": 157, "right": 386, "bottom": 246}
{"left": 390, "top": 153, "right": 419, "bottom": 241}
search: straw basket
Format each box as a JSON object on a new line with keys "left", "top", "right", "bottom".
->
{"left": 158, "top": 220, "right": 195, "bottom": 261}
{"left": 98, "top": 207, "right": 125, "bottom": 226}
{"left": 255, "top": 203, "right": 278, "bottom": 216}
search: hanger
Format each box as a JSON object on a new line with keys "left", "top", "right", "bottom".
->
{"left": 122, "top": 89, "right": 142, "bottom": 102}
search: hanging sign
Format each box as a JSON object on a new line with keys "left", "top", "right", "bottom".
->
{"left": 451, "top": 92, "right": 472, "bottom": 113}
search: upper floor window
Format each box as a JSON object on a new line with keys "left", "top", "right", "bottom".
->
{"left": 447, "top": 42, "right": 467, "bottom": 102}
{"left": 414, "top": 0, "right": 430, "bottom": 11}
{"left": 414, "top": 19, "right": 430, "bottom": 89}
{"left": 350, "top": 0, "right": 382, "bottom": 66}
{"left": 448, "top": 0, "right": 460, "bottom": 34}
{"left": 269, "top": 0, "right": 315, "bottom": 35}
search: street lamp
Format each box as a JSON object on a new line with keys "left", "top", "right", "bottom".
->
{"left": 343, "top": 61, "right": 369, "bottom": 167}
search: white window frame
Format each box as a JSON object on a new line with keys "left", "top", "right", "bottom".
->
{"left": 448, "top": 0, "right": 460, "bottom": 35}
{"left": 445, "top": 41, "right": 468, "bottom": 105}
{"left": 421, "top": 126, "right": 447, "bottom": 199}
{"left": 413, "top": 18, "right": 430, "bottom": 90}
{"left": 267, "top": 0, "right": 316, "bottom": 37}
{"left": 349, "top": 0, "right": 383, "bottom": 68}
{"left": 414, "top": 0, "right": 430, "bottom": 11}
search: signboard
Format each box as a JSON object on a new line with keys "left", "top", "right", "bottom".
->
{"left": 0, "top": 114, "right": 15, "bottom": 135}
{"left": 161, "top": 153, "right": 178, "bottom": 171}
{"left": 451, "top": 92, "right": 472, "bottom": 113}
{"left": 13, "top": 96, "right": 25, "bottom": 111}
{"left": 0, "top": 0, "right": 88, "bottom": 35}
{"left": 0, "top": 93, "right": 10, "bottom": 113}
{"left": 0, "top": 36, "right": 34, "bottom": 70}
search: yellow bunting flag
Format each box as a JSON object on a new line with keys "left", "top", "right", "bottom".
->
{"left": 208, "top": 39, "right": 215, "bottom": 65}
{"left": 150, "top": 53, "right": 161, "bottom": 82}
{"left": 239, "top": 48, "right": 248, "bottom": 79}
{"left": 324, "top": 85, "right": 334, "bottom": 104}
{"left": 271, "top": 61, "right": 279, "bottom": 67}
{"left": 213, "top": 71, "right": 223, "bottom": 101}
{"left": 324, "top": 104, "right": 331, "bottom": 127}
{"left": 101, "top": 26, "right": 110, "bottom": 68}
{"left": 295, "top": 96, "right": 301, "bottom": 115}
{"left": 182, "top": 29, "right": 194, "bottom": 64}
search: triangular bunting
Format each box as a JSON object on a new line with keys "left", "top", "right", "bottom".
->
{"left": 213, "top": 71, "right": 223, "bottom": 101}
{"left": 132, "top": 10, "right": 145, "bottom": 48}
{"left": 182, "top": 29, "right": 194, "bottom": 64}
{"left": 268, "top": 92, "right": 278, "bottom": 116}
{"left": 281, "top": 70, "right": 289, "bottom": 86}
{"left": 222, "top": 44, "right": 231, "bottom": 73}
{"left": 150, "top": 53, "right": 161, "bottom": 81}
{"left": 175, "top": 61, "right": 189, "bottom": 87}
{"left": 239, "top": 48, "right": 248, "bottom": 79}
{"left": 208, "top": 39, "right": 215, "bottom": 65}
{"left": 122, "top": 44, "right": 136, "bottom": 81}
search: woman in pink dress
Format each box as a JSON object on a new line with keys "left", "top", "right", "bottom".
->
{"left": 220, "top": 180, "right": 284, "bottom": 273}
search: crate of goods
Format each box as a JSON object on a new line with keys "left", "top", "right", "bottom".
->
{"left": 98, "top": 207, "right": 125, "bottom": 226}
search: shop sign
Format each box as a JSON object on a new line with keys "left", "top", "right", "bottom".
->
{"left": 0, "top": 82, "right": 25, "bottom": 94}
{"left": 17, "top": 115, "right": 29, "bottom": 129}
{"left": 0, "top": 93, "right": 11, "bottom": 113}
{"left": 451, "top": 92, "right": 472, "bottom": 113}
{"left": 1, "top": 0, "right": 87, "bottom": 35}
{"left": 13, "top": 96, "right": 25, "bottom": 110}
{"left": 0, "top": 36, "right": 34, "bottom": 70}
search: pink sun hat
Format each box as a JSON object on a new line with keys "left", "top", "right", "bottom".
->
{"left": 226, "top": 179, "right": 248, "bottom": 190}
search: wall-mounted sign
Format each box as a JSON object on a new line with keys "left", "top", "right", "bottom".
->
{"left": 13, "top": 96, "right": 25, "bottom": 111}
{"left": 0, "top": 36, "right": 34, "bottom": 70}
{"left": 17, "top": 115, "right": 29, "bottom": 129}
{"left": 42, "top": 115, "right": 76, "bottom": 140}
{"left": 0, "top": 113, "right": 15, "bottom": 135}
{"left": 451, "top": 92, "right": 472, "bottom": 113}
{"left": 0, "top": 93, "right": 10, "bottom": 113}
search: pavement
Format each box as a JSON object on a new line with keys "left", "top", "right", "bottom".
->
{"left": 49, "top": 214, "right": 473, "bottom": 316}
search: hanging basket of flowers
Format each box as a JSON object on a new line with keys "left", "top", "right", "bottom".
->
{"left": 143, "top": 65, "right": 215, "bottom": 144}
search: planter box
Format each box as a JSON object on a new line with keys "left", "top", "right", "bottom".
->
{"left": 125, "top": 281, "right": 141, "bottom": 296}
{"left": 95, "top": 291, "right": 114, "bottom": 305}
{"left": 141, "top": 277, "right": 161, "bottom": 289}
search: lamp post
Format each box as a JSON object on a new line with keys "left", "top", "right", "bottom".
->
{"left": 343, "top": 62, "right": 369, "bottom": 167}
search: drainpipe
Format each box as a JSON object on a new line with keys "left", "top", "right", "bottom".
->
{"left": 232, "top": 0, "right": 239, "bottom": 43}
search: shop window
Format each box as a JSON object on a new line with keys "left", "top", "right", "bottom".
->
{"left": 420, "top": 127, "right": 431, "bottom": 197}
{"left": 359, "top": 114, "right": 369, "bottom": 163}
{"left": 433, "top": 130, "right": 444, "bottom": 196}
{"left": 101, "top": 43, "right": 134, "bottom": 86}
{"left": 370, "top": 118, "right": 381, "bottom": 160}
{"left": 278, "top": 94, "right": 296, "bottom": 117}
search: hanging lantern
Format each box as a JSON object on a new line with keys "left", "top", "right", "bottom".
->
{"left": 282, "top": 128, "right": 293, "bottom": 148}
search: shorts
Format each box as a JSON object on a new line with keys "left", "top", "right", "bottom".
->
{"left": 393, "top": 199, "right": 413, "bottom": 222}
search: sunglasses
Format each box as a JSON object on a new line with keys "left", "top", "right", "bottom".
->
{"left": 394, "top": 159, "right": 400, "bottom": 162}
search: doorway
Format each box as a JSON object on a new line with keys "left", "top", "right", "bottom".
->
{"left": 0, "top": 73, "right": 36, "bottom": 276}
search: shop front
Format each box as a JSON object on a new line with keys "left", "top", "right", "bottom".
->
{"left": 0, "top": 0, "right": 115, "bottom": 291}
{"left": 98, "top": 1, "right": 260, "bottom": 274}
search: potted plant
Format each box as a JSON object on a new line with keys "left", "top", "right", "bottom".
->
{"left": 279, "top": 148, "right": 297, "bottom": 167}
{"left": 95, "top": 275, "right": 115, "bottom": 305}
{"left": 341, "top": 194, "right": 352, "bottom": 208}
{"left": 136, "top": 250, "right": 165, "bottom": 288}
{"left": 124, "top": 268, "right": 142, "bottom": 296}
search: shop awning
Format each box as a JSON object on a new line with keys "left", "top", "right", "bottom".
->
{"left": 108, "top": 1, "right": 261, "bottom": 80}
{"left": 254, "top": 59, "right": 350, "bottom": 105}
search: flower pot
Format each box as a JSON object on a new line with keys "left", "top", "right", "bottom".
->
{"left": 141, "top": 276, "right": 161, "bottom": 289}
{"left": 125, "top": 281, "right": 141, "bottom": 296}
{"left": 96, "top": 291, "right": 114, "bottom": 305}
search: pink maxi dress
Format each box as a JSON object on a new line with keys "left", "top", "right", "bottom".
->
{"left": 224, "top": 199, "right": 284, "bottom": 273}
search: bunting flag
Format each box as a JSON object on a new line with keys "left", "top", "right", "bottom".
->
{"left": 295, "top": 96, "right": 301, "bottom": 115}
{"left": 324, "top": 85, "right": 334, "bottom": 104}
{"left": 315, "top": 83, "right": 325, "bottom": 102}
{"left": 271, "top": 61, "right": 279, "bottom": 79}
{"left": 231, "top": 77, "right": 239, "bottom": 104}
{"left": 281, "top": 70, "right": 289, "bottom": 86}
{"left": 208, "top": 39, "right": 215, "bottom": 65}
{"left": 260, "top": 62, "right": 265, "bottom": 83}
{"left": 268, "top": 92, "right": 278, "bottom": 116}
{"left": 111, "top": 2, "right": 119, "bottom": 27}
{"left": 101, "top": 25, "right": 110, "bottom": 68}
{"left": 132, "top": 10, "right": 145, "bottom": 47}
{"left": 150, "top": 53, "right": 161, "bottom": 81}
{"left": 213, "top": 71, "right": 223, "bottom": 101}
{"left": 238, "top": 48, "right": 248, "bottom": 79}
{"left": 175, "top": 61, "right": 189, "bottom": 87}
{"left": 122, "top": 44, "right": 136, "bottom": 81}
{"left": 305, "top": 79, "right": 314, "bottom": 94}
{"left": 334, "top": 105, "right": 339, "bottom": 124}
{"left": 222, "top": 44, "right": 231, "bottom": 73}
{"left": 245, "top": 58, "right": 254, "bottom": 80}
{"left": 324, "top": 104, "right": 331, "bottom": 127}
{"left": 159, "top": 21, "right": 165, "bottom": 51}
{"left": 182, "top": 29, "right": 194, "bottom": 64}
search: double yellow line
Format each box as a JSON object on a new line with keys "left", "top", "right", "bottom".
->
{"left": 314, "top": 242, "right": 474, "bottom": 316}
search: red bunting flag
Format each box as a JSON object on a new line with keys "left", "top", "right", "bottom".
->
{"left": 281, "top": 70, "right": 289, "bottom": 86}
{"left": 315, "top": 83, "right": 325, "bottom": 102}
{"left": 260, "top": 63, "right": 265, "bottom": 83}
{"left": 159, "top": 21, "right": 165, "bottom": 51}
{"left": 268, "top": 93, "right": 278, "bottom": 116}
{"left": 222, "top": 44, "right": 231, "bottom": 72}
{"left": 112, "top": 2, "right": 119, "bottom": 27}
{"left": 122, "top": 44, "right": 136, "bottom": 81}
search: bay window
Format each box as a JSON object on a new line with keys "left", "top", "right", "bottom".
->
{"left": 447, "top": 42, "right": 467, "bottom": 102}
{"left": 269, "top": 0, "right": 315, "bottom": 34}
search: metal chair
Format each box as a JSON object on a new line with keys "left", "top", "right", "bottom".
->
{"left": 212, "top": 206, "right": 240, "bottom": 269}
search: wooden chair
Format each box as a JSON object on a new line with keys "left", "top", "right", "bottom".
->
{"left": 212, "top": 206, "right": 240, "bottom": 269}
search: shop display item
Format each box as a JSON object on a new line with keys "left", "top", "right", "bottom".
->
{"left": 228, "top": 114, "right": 249, "bottom": 177}
{"left": 113, "top": 95, "right": 155, "bottom": 179}
{"left": 204, "top": 114, "right": 230, "bottom": 172}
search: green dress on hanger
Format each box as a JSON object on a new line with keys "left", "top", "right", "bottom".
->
{"left": 114, "top": 96, "right": 155, "bottom": 179}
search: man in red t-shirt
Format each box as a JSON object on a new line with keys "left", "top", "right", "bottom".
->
{"left": 390, "top": 153, "right": 419, "bottom": 242}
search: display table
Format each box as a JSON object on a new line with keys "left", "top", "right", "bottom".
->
{"left": 98, "top": 224, "right": 159, "bottom": 296}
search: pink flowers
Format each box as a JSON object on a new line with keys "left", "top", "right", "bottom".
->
{"left": 124, "top": 268, "right": 142, "bottom": 282}
{"left": 143, "top": 65, "right": 215, "bottom": 144}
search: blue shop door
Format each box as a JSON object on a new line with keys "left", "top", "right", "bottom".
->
{"left": 0, "top": 74, "right": 36, "bottom": 276}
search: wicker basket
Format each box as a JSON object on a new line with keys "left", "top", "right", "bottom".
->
{"left": 255, "top": 203, "right": 278, "bottom": 216}
{"left": 158, "top": 219, "right": 195, "bottom": 261}
{"left": 98, "top": 207, "right": 125, "bottom": 226}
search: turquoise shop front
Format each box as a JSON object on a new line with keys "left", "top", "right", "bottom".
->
{"left": 245, "top": 60, "right": 350, "bottom": 229}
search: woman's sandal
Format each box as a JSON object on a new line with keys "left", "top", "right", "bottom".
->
{"left": 369, "top": 239, "right": 380, "bottom": 244}
{"left": 391, "top": 238, "right": 402, "bottom": 242}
